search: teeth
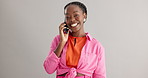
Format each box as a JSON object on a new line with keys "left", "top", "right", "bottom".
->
{"left": 71, "top": 23, "right": 78, "bottom": 27}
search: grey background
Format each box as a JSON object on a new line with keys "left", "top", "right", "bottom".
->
{"left": 0, "top": 0, "right": 148, "bottom": 78}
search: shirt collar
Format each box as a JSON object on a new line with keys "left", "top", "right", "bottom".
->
{"left": 68, "top": 32, "right": 93, "bottom": 41}
{"left": 85, "top": 33, "right": 93, "bottom": 41}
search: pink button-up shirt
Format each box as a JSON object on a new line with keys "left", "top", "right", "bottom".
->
{"left": 43, "top": 33, "right": 106, "bottom": 78}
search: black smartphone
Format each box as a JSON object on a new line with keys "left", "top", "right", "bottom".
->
{"left": 63, "top": 22, "right": 69, "bottom": 34}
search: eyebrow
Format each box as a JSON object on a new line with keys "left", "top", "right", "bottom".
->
{"left": 65, "top": 11, "right": 79, "bottom": 15}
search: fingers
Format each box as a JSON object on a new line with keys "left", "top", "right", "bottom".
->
{"left": 60, "top": 26, "right": 66, "bottom": 34}
{"left": 59, "top": 23, "right": 66, "bottom": 30}
{"left": 59, "top": 23, "right": 70, "bottom": 35}
{"left": 58, "top": 23, "right": 69, "bottom": 42}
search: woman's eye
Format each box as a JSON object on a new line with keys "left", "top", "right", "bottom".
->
{"left": 66, "top": 17, "right": 70, "bottom": 19}
{"left": 74, "top": 14, "right": 79, "bottom": 17}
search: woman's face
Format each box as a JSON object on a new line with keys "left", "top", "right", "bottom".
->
{"left": 64, "top": 5, "right": 86, "bottom": 33}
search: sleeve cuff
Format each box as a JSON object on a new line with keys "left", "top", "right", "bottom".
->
{"left": 48, "top": 51, "right": 60, "bottom": 62}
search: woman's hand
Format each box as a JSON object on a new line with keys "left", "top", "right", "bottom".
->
{"left": 59, "top": 22, "right": 69, "bottom": 44}
{"left": 53, "top": 23, "right": 69, "bottom": 57}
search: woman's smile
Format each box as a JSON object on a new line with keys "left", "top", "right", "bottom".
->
{"left": 70, "top": 22, "right": 79, "bottom": 28}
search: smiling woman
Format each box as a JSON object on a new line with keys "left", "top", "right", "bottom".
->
{"left": 64, "top": 3, "right": 87, "bottom": 35}
{"left": 43, "top": 1, "right": 106, "bottom": 78}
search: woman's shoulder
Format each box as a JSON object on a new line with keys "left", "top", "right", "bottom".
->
{"left": 91, "top": 37, "right": 104, "bottom": 48}
{"left": 54, "top": 34, "right": 60, "bottom": 38}
{"left": 86, "top": 33, "right": 103, "bottom": 47}
{"left": 51, "top": 35, "right": 60, "bottom": 43}
{"left": 53, "top": 34, "right": 60, "bottom": 39}
{"left": 89, "top": 36, "right": 101, "bottom": 44}
{"left": 86, "top": 37, "right": 104, "bottom": 54}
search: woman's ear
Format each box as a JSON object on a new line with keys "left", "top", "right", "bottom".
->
{"left": 83, "top": 13, "right": 87, "bottom": 19}
{"left": 83, "top": 13, "right": 87, "bottom": 23}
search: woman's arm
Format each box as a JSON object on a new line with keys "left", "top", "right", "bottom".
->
{"left": 43, "top": 23, "right": 69, "bottom": 74}
{"left": 43, "top": 35, "right": 61, "bottom": 74}
{"left": 93, "top": 45, "right": 106, "bottom": 78}
{"left": 54, "top": 41, "right": 66, "bottom": 57}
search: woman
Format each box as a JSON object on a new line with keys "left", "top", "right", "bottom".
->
{"left": 43, "top": 1, "right": 106, "bottom": 78}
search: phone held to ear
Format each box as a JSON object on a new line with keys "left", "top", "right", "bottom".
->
{"left": 63, "top": 22, "right": 69, "bottom": 34}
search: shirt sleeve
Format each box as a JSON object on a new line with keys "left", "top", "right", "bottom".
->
{"left": 93, "top": 45, "right": 106, "bottom": 78}
{"left": 43, "top": 35, "right": 60, "bottom": 74}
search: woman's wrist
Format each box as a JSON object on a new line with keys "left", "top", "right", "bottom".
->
{"left": 60, "top": 40, "right": 67, "bottom": 45}
{"left": 54, "top": 41, "right": 66, "bottom": 57}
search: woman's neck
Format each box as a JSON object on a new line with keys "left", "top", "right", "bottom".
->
{"left": 70, "top": 30, "right": 86, "bottom": 37}
{"left": 70, "top": 25, "right": 86, "bottom": 37}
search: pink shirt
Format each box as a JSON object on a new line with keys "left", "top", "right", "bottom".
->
{"left": 43, "top": 33, "right": 106, "bottom": 78}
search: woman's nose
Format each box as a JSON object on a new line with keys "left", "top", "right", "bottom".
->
{"left": 70, "top": 16, "right": 75, "bottom": 23}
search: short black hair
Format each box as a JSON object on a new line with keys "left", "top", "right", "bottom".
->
{"left": 64, "top": 1, "right": 87, "bottom": 15}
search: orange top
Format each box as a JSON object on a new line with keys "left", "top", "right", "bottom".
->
{"left": 66, "top": 35, "right": 86, "bottom": 68}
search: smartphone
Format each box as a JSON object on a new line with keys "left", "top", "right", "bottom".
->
{"left": 63, "top": 22, "right": 69, "bottom": 34}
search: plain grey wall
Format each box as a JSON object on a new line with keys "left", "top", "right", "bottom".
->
{"left": 0, "top": 0, "right": 148, "bottom": 78}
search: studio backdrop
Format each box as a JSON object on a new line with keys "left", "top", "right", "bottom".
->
{"left": 0, "top": 0, "right": 148, "bottom": 78}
